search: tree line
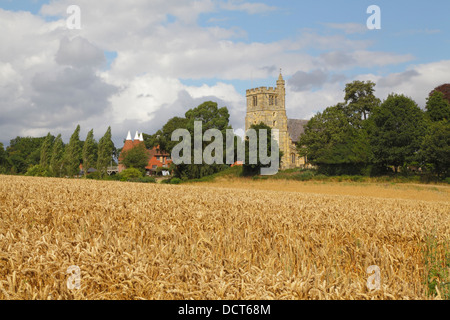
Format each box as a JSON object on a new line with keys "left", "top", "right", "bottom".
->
{"left": 0, "top": 126, "right": 116, "bottom": 178}
{"left": 297, "top": 81, "right": 450, "bottom": 178}
{"left": 1, "top": 81, "right": 447, "bottom": 181}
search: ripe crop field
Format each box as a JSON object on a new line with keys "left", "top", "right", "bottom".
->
{"left": 0, "top": 175, "right": 449, "bottom": 300}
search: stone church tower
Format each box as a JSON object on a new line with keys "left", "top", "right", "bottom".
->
{"left": 245, "top": 72, "right": 308, "bottom": 170}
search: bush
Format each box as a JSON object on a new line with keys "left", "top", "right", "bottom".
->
{"left": 118, "top": 168, "right": 143, "bottom": 181}
{"left": 170, "top": 178, "right": 182, "bottom": 185}
{"left": 137, "top": 177, "right": 156, "bottom": 184}
{"left": 313, "top": 174, "right": 328, "bottom": 181}
{"left": 293, "top": 171, "right": 315, "bottom": 181}
{"left": 25, "top": 165, "right": 52, "bottom": 177}
{"left": 350, "top": 175, "right": 365, "bottom": 182}
{"left": 86, "top": 171, "right": 102, "bottom": 180}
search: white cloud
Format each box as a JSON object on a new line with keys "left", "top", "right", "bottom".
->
{"left": 285, "top": 60, "right": 450, "bottom": 123}
{"left": 219, "top": 0, "right": 277, "bottom": 14}
{"left": 324, "top": 22, "right": 368, "bottom": 34}
{"left": 0, "top": 1, "right": 442, "bottom": 148}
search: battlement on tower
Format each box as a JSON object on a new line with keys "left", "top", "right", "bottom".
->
{"left": 246, "top": 86, "right": 278, "bottom": 95}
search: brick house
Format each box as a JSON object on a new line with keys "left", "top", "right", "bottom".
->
{"left": 118, "top": 131, "right": 172, "bottom": 176}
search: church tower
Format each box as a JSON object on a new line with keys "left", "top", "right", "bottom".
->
{"left": 245, "top": 71, "right": 291, "bottom": 169}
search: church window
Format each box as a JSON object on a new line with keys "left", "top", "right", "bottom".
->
{"left": 269, "top": 95, "right": 274, "bottom": 106}
{"left": 273, "top": 121, "right": 277, "bottom": 127}
{"left": 291, "top": 154, "right": 295, "bottom": 164}
{"left": 253, "top": 96, "right": 257, "bottom": 107}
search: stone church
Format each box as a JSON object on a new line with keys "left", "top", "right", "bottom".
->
{"left": 245, "top": 72, "right": 309, "bottom": 170}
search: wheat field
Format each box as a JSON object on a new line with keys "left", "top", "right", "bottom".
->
{"left": 0, "top": 175, "right": 449, "bottom": 300}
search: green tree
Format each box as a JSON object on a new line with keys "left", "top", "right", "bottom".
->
{"left": 242, "top": 122, "right": 282, "bottom": 176}
{"left": 119, "top": 142, "right": 149, "bottom": 173}
{"left": 118, "top": 168, "right": 143, "bottom": 181}
{"left": 161, "top": 117, "right": 189, "bottom": 153}
{"left": 173, "top": 101, "right": 231, "bottom": 180}
{"left": 344, "top": 80, "right": 381, "bottom": 124}
{"left": 6, "top": 136, "right": 46, "bottom": 174}
{"left": 420, "top": 92, "right": 450, "bottom": 177}
{"left": 298, "top": 104, "right": 372, "bottom": 175}
{"left": 426, "top": 91, "right": 450, "bottom": 122}
{"left": 40, "top": 133, "right": 55, "bottom": 169}
{"left": 143, "top": 130, "right": 163, "bottom": 150}
{"left": 97, "top": 127, "right": 115, "bottom": 178}
{"left": 50, "top": 134, "right": 65, "bottom": 177}
{"left": 64, "top": 125, "right": 82, "bottom": 177}
{"left": 420, "top": 120, "right": 450, "bottom": 178}
{"left": 185, "top": 101, "right": 231, "bottom": 133}
{"left": 143, "top": 118, "right": 190, "bottom": 154}
{"left": 0, "top": 142, "right": 7, "bottom": 173}
{"left": 82, "top": 129, "right": 97, "bottom": 177}
{"left": 368, "top": 94, "right": 426, "bottom": 172}
{"left": 25, "top": 165, "right": 51, "bottom": 177}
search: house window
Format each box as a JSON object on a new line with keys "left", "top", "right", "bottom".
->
{"left": 273, "top": 112, "right": 276, "bottom": 117}
{"left": 269, "top": 95, "right": 274, "bottom": 106}
{"left": 273, "top": 121, "right": 277, "bottom": 127}
{"left": 253, "top": 96, "right": 257, "bottom": 107}
{"left": 291, "top": 154, "right": 295, "bottom": 164}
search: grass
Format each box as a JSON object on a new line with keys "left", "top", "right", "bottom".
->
{"left": 184, "top": 166, "right": 449, "bottom": 186}
{"left": 423, "top": 235, "right": 450, "bottom": 299}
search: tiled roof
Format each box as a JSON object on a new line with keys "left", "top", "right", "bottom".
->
{"left": 287, "top": 119, "right": 309, "bottom": 143}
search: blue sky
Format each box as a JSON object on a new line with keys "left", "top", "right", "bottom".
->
{"left": 0, "top": 0, "right": 449, "bottom": 146}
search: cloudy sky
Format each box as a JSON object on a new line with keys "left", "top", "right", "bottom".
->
{"left": 0, "top": 0, "right": 449, "bottom": 147}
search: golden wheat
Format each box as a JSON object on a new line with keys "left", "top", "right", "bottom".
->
{"left": 0, "top": 175, "right": 448, "bottom": 300}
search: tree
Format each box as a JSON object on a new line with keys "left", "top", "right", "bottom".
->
{"left": 143, "top": 130, "right": 163, "bottom": 150}
{"left": 430, "top": 84, "right": 450, "bottom": 104}
{"left": 420, "top": 120, "right": 449, "bottom": 178}
{"left": 298, "top": 104, "right": 372, "bottom": 175}
{"left": 172, "top": 101, "right": 232, "bottom": 180}
{"left": 64, "top": 125, "right": 82, "bottom": 177}
{"left": 97, "top": 127, "right": 115, "bottom": 178}
{"left": 119, "top": 142, "right": 149, "bottom": 173}
{"left": 344, "top": 80, "right": 381, "bottom": 124}
{"left": 40, "top": 133, "right": 55, "bottom": 169}
{"left": 25, "top": 165, "right": 51, "bottom": 177}
{"left": 185, "top": 101, "right": 231, "bottom": 133}
{"left": 425, "top": 91, "right": 450, "bottom": 122}
{"left": 6, "top": 136, "right": 46, "bottom": 174}
{"left": 118, "top": 168, "right": 143, "bottom": 181}
{"left": 82, "top": 129, "right": 97, "bottom": 177}
{"left": 0, "top": 142, "right": 7, "bottom": 173}
{"left": 161, "top": 117, "right": 189, "bottom": 153}
{"left": 368, "top": 94, "right": 426, "bottom": 172}
{"left": 420, "top": 91, "right": 450, "bottom": 178}
{"left": 50, "top": 134, "right": 65, "bottom": 177}
{"left": 242, "top": 122, "right": 282, "bottom": 176}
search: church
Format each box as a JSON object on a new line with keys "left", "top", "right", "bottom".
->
{"left": 245, "top": 72, "right": 309, "bottom": 170}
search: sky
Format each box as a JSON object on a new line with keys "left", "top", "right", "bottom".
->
{"left": 0, "top": 0, "right": 449, "bottom": 148}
